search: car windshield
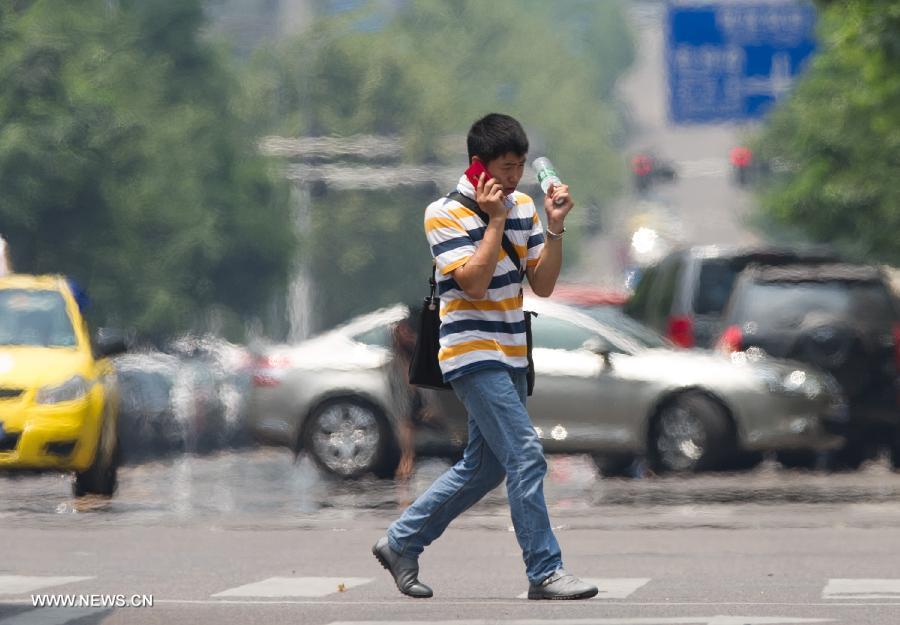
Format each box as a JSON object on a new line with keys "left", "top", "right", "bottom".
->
{"left": 733, "top": 281, "right": 897, "bottom": 329}
{"left": 332, "top": 305, "right": 407, "bottom": 342}
{"left": 533, "top": 302, "right": 660, "bottom": 355}
{"left": 0, "top": 289, "right": 77, "bottom": 347}
{"left": 579, "top": 306, "right": 671, "bottom": 349}
{"left": 350, "top": 323, "right": 394, "bottom": 348}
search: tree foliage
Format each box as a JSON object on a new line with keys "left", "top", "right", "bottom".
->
{"left": 754, "top": 0, "right": 900, "bottom": 264}
{"left": 242, "top": 0, "right": 635, "bottom": 330}
{"left": 0, "top": 0, "right": 296, "bottom": 341}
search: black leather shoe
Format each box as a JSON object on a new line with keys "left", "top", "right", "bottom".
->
{"left": 372, "top": 536, "right": 433, "bottom": 598}
{"left": 527, "top": 569, "right": 598, "bottom": 600}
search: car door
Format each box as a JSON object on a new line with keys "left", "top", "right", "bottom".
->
{"left": 527, "top": 313, "right": 642, "bottom": 455}
{"left": 646, "top": 253, "right": 684, "bottom": 339}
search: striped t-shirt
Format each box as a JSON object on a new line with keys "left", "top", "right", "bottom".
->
{"left": 424, "top": 176, "right": 545, "bottom": 382}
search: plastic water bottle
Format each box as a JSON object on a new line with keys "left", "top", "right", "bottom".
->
{"left": 532, "top": 157, "right": 566, "bottom": 206}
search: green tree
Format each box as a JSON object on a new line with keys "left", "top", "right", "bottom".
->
{"left": 0, "top": 0, "right": 296, "bottom": 341}
{"left": 243, "top": 0, "right": 635, "bottom": 330}
{"left": 754, "top": 0, "right": 900, "bottom": 264}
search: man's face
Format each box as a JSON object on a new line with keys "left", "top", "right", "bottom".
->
{"left": 485, "top": 152, "right": 527, "bottom": 196}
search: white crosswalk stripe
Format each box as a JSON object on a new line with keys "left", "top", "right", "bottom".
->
{"left": 823, "top": 578, "right": 900, "bottom": 600}
{"left": 212, "top": 576, "right": 373, "bottom": 598}
{"left": 515, "top": 578, "right": 650, "bottom": 600}
{"left": 0, "top": 608, "right": 108, "bottom": 625}
{"left": 0, "top": 577, "right": 93, "bottom": 596}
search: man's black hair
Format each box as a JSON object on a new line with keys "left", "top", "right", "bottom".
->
{"left": 467, "top": 113, "right": 529, "bottom": 163}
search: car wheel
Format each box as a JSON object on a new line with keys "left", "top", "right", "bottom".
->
{"left": 648, "top": 393, "right": 731, "bottom": 474}
{"left": 74, "top": 416, "right": 120, "bottom": 497}
{"left": 302, "top": 398, "right": 397, "bottom": 479}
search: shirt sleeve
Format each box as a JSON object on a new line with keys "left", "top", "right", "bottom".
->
{"left": 526, "top": 210, "right": 545, "bottom": 268}
{"left": 424, "top": 200, "right": 476, "bottom": 275}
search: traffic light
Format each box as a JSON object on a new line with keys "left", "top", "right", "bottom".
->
{"left": 730, "top": 146, "right": 753, "bottom": 186}
{"left": 631, "top": 154, "right": 653, "bottom": 191}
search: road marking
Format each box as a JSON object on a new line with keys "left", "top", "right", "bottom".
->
{"left": 823, "top": 578, "right": 900, "bottom": 600}
{"left": 516, "top": 578, "right": 650, "bottom": 600}
{"left": 326, "top": 617, "right": 832, "bottom": 625}
{"left": 0, "top": 577, "right": 93, "bottom": 596}
{"left": 0, "top": 608, "right": 108, "bottom": 625}
{"left": 212, "top": 576, "right": 372, "bottom": 598}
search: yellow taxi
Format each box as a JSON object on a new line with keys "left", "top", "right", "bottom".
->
{"left": 0, "top": 275, "right": 125, "bottom": 496}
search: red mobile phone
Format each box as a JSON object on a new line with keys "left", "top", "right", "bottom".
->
{"left": 464, "top": 160, "right": 493, "bottom": 188}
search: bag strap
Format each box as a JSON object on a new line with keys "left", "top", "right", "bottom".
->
{"left": 447, "top": 191, "right": 525, "bottom": 279}
{"left": 427, "top": 261, "right": 438, "bottom": 310}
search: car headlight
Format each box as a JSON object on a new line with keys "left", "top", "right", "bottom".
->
{"left": 756, "top": 367, "right": 822, "bottom": 399}
{"left": 36, "top": 375, "right": 91, "bottom": 404}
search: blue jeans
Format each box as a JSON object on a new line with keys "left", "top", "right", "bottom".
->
{"left": 387, "top": 366, "right": 563, "bottom": 584}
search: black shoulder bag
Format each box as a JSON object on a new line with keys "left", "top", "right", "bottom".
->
{"left": 408, "top": 191, "right": 537, "bottom": 395}
{"left": 407, "top": 264, "right": 449, "bottom": 390}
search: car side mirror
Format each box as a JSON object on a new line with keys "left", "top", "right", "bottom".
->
{"left": 582, "top": 336, "right": 614, "bottom": 369}
{"left": 94, "top": 328, "right": 128, "bottom": 358}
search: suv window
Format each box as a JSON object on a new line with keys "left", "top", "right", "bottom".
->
{"left": 694, "top": 259, "right": 742, "bottom": 316}
{"left": 732, "top": 280, "right": 897, "bottom": 330}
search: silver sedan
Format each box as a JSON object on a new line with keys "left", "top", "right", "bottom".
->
{"left": 247, "top": 299, "right": 847, "bottom": 477}
{"left": 247, "top": 305, "right": 458, "bottom": 477}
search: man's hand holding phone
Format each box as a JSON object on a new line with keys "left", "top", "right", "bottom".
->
{"left": 474, "top": 172, "right": 507, "bottom": 220}
{"left": 451, "top": 167, "right": 510, "bottom": 300}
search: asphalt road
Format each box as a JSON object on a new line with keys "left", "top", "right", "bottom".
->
{"left": 2, "top": 449, "right": 900, "bottom": 624}
{"left": 2, "top": 511, "right": 900, "bottom": 625}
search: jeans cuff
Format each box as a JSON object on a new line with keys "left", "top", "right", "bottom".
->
{"left": 387, "top": 533, "right": 412, "bottom": 559}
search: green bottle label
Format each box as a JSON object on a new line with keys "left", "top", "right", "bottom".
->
{"left": 537, "top": 168, "right": 558, "bottom": 184}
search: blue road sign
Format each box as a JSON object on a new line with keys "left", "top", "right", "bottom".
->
{"left": 666, "top": 1, "right": 817, "bottom": 124}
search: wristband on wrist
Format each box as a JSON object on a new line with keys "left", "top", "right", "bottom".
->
{"left": 545, "top": 227, "right": 566, "bottom": 241}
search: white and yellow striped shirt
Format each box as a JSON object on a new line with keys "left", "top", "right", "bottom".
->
{"left": 424, "top": 176, "right": 545, "bottom": 382}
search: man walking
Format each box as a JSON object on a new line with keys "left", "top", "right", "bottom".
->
{"left": 373, "top": 113, "right": 597, "bottom": 600}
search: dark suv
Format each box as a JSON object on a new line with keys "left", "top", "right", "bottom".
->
{"left": 717, "top": 264, "right": 900, "bottom": 468}
{"left": 625, "top": 246, "right": 839, "bottom": 348}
